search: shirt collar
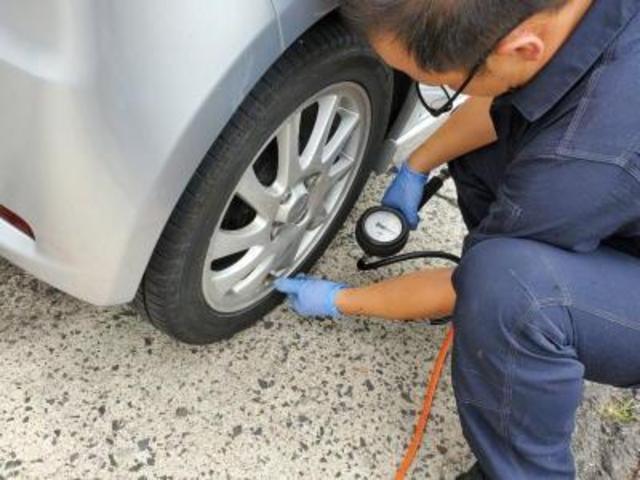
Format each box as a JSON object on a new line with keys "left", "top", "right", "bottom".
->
{"left": 506, "top": 0, "right": 640, "bottom": 122}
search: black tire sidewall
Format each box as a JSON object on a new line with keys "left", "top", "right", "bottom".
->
{"left": 150, "top": 30, "right": 392, "bottom": 344}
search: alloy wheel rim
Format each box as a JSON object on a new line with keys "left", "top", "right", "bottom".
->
{"left": 201, "top": 82, "right": 372, "bottom": 313}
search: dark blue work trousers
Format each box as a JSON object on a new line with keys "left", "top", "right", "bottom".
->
{"left": 449, "top": 151, "right": 640, "bottom": 480}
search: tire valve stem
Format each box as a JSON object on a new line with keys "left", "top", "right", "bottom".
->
{"left": 266, "top": 271, "right": 282, "bottom": 285}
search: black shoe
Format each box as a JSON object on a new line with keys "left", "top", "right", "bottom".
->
{"left": 455, "top": 462, "right": 488, "bottom": 480}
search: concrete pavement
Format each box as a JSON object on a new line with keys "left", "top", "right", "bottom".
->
{"left": 0, "top": 174, "right": 638, "bottom": 479}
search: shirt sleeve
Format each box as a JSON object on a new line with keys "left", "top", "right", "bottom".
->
{"left": 464, "top": 154, "right": 640, "bottom": 254}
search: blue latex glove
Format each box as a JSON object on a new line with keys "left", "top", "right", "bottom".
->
{"left": 274, "top": 275, "right": 348, "bottom": 318}
{"left": 382, "top": 162, "right": 430, "bottom": 230}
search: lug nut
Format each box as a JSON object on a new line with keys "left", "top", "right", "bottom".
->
{"left": 304, "top": 173, "right": 321, "bottom": 189}
{"left": 280, "top": 190, "right": 292, "bottom": 205}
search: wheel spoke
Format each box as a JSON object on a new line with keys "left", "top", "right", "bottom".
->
{"left": 306, "top": 176, "right": 330, "bottom": 219}
{"left": 270, "top": 225, "right": 307, "bottom": 273}
{"left": 302, "top": 94, "right": 341, "bottom": 170}
{"left": 232, "top": 255, "right": 278, "bottom": 297}
{"left": 206, "top": 219, "right": 271, "bottom": 262}
{"left": 308, "top": 204, "right": 329, "bottom": 231}
{"left": 236, "top": 168, "right": 280, "bottom": 219}
{"left": 207, "top": 224, "right": 307, "bottom": 299}
{"left": 208, "top": 248, "right": 270, "bottom": 298}
{"left": 328, "top": 153, "right": 357, "bottom": 187}
{"left": 276, "top": 112, "right": 304, "bottom": 189}
{"left": 322, "top": 110, "right": 360, "bottom": 166}
{"left": 306, "top": 153, "right": 357, "bottom": 222}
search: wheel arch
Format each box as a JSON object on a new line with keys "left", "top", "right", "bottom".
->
{"left": 105, "top": 2, "right": 283, "bottom": 304}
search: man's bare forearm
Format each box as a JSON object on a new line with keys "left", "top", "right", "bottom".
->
{"left": 409, "top": 96, "right": 497, "bottom": 173}
{"left": 335, "top": 268, "right": 456, "bottom": 321}
{"left": 330, "top": 100, "right": 492, "bottom": 322}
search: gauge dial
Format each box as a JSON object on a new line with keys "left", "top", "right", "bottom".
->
{"left": 363, "top": 210, "right": 405, "bottom": 244}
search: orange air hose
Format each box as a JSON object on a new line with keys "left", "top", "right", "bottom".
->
{"left": 394, "top": 326, "right": 455, "bottom": 480}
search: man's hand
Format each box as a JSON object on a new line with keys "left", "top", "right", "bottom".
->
{"left": 275, "top": 275, "right": 348, "bottom": 318}
{"left": 382, "top": 162, "right": 430, "bottom": 230}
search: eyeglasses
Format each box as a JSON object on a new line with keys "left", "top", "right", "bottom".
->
{"left": 415, "top": 13, "right": 529, "bottom": 118}
{"left": 415, "top": 58, "right": 485, "bottom": 117}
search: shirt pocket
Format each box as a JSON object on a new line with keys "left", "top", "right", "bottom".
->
{"left": 558, "top": 101, "right": 640, "bottom": 167}
{"left": 557, "top": 54, "right": 640, "bottom": 168}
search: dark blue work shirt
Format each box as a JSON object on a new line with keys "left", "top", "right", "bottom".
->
{"left": 465, "top": 0, "right": 640, "bottom": 257}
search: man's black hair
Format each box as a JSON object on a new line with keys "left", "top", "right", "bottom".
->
{"left": 341, "top": 0, "right": 569, "bottom": 72}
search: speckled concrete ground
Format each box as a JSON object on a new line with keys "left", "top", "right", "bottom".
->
{"left": 0, "top": 173, "right": 638, "bottom": 479}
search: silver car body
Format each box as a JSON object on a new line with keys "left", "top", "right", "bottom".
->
{"left": 0, "top": 0, "right": 446, "bottom": 306}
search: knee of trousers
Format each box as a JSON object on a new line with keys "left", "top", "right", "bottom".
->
{"left": 450, "top": 239, "right": 551, "bottom": 424}
{"left": 455, "top": 238, "right": 543, "bottom": 322}
{"left": 451, "top": 238, "right": 569, "bottom": 374}
{"left": 452, "top": 239, "right": 582, "bottom": 476}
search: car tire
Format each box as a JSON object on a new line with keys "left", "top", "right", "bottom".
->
{"left": 136, "top": 17, "right": 393, "bottom": 344}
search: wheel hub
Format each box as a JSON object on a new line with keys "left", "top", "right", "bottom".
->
{"left": 279, "top": 190, "right": 310, "bottom": 225}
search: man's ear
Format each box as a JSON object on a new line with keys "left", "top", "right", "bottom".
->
{"left": 496, "top": 31, "right": 545, "bottom": 62}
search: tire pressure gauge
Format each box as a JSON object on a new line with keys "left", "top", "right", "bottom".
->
{"left": 356, "top": 206, "right": 411, "bottom": 258}
{"left": 355, "top": 169, "right": 452, "bottom": 259}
